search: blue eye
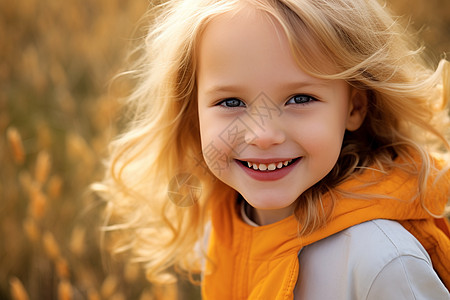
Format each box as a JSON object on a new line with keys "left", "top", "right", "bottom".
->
{"left": 286, "top": 95, "right": 316, "bottom": 105}
{"left": 218, "top": 98, "right": 246, "bottom": 108}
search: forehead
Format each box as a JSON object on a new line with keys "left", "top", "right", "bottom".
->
{"left": 197, "top": 6, "right": 290, "bottom": 64}
{"left": 196, "top": 5, "right": 335, "bottom": 94}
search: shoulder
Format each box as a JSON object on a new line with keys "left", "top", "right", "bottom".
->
{"left": 295, "top": 219, "right": 449, "bottom": 300}
{"left": 334, "top": 219, "right": 428, "bottom": 264}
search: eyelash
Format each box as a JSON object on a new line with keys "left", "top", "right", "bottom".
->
{"left": 285, "top": 94, "right": 317, "bottom": 105}
{"left": 216, "top": 94, "right": 317, "bottom": 108}
{"left": 217, "top": 98, "right": 245, "bottom": 108}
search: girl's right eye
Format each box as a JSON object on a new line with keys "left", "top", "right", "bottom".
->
{"left": 217, "top": 98, "right": 246, "bottom": 108}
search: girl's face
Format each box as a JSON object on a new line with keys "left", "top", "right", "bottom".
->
{"left": 197, "top": 7, "right": 365, "bottom": 225}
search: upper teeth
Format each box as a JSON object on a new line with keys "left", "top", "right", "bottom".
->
{"left": 247, "top": 160, "right": 293, "bottom": 171}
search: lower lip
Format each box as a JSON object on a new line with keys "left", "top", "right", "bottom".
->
{"left": 237, "top": 159, "right": 301, "bottom": 181}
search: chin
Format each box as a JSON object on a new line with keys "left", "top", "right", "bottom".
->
{"left": 240, "top": 191, "right": 298, "bottom": 211}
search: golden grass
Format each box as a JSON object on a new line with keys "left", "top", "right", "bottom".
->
{"left": 6, "top": 128, "right": 25, "bottom": 165}
{"left": 0, "top": 0, "right": 184, "bottom": 298}
{"left": 0, "top": 0, "right": 448, "bottom": 299}
{"left": 9, "top": 277, "right": 29, "bottom": 300}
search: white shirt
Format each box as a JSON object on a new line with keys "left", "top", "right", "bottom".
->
{"left": 294, "top": 219, "right": 450, "bottom": 299}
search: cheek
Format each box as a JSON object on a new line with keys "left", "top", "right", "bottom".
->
{"left": 198, "top": 113, "right": 234, "bottom": 174}
{"left": 199, "top": 115, "right": 225, "bottom": 150}
{"left": 299, "top": 115, "right": 347, "bottom": 162}
{"left": 198, "top": 110, "right": 215, "bottom": 146}
{"left": 199, "top": 110, "right": 249, "bottom": 153}
{"left": 300, "top": 124, "right": 345, "bottom": 182}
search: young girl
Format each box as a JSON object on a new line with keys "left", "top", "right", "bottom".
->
{"left": 97, "top": 0, "right": 450, "bottom": 298}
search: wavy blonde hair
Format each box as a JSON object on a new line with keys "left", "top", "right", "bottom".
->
{"left": 95, "top": 0, "right": 450, "bottom": 283}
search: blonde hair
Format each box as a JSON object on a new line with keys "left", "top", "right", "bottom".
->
{"left": 95, "top": 0, "right": 449, "bottom": 283}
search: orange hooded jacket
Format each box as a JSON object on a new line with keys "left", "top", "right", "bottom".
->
{"left": 202, "top": 156, "right": 450, "bottom": 299}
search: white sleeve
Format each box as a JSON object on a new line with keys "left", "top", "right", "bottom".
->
{"left": 366, "top": 255, "right": 450, "bottom": 300}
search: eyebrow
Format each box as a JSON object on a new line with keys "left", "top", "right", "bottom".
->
{"left": 203, "top": 84, "right": 243, "bottom": 96}
{"left": 203, "top": 81, "right": 329, "bottom": 96}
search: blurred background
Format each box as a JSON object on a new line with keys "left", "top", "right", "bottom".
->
{"left": 0, "top": 0, "right": 449, "bottom": 299}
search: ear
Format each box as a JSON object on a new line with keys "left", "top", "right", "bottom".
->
{"left": 346, "top": 88, "right": 368, "bottom": 131}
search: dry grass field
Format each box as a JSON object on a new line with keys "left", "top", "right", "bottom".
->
{"left": 0, "top": 0, "right": 449, "bottom": 299}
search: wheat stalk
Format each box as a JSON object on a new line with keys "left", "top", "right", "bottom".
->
{"left": 23, "top": 217, "right": 41, "bottom": 243}
{"left": 47, "top": 174, "right": 63, "bottom": 199}
{"left": 28, "top": 183, "right": 47, "bottom": 221}
{"left": 9, "top": 277, "right": 30, "bottom": 300}
{"left": 69, "top": 225, "right": 86, "bottom": 257}
{"left": 56, "top": 257, "right": 71, "bottom": 280}
{"left": 87, "top": 288, "right": 101, "bottom": 300}
{"left": 101, "top": 275, "right": 118, "bottom": 299}
{"left": 6, "top": 127, "right": 25, "bottom": 165}
{"left": 58, "top": 279, "right": 73, "bottom": 300}
{"left": 35, "top": 150, "right": 51, "bottom": 186}
{"left": 43, "top": 231, "right": 61, "bottom": 261}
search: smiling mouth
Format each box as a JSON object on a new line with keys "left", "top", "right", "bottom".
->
{"left": 237, "top": 158, "right": 300, "bottom": 171}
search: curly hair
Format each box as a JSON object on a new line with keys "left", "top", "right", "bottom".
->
{"left": 94, "top": 0, "right": 449, "bottom": 283}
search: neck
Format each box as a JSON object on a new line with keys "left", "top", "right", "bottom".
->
{"left": 246, "top": 202, "right": 295, "bottom": 226}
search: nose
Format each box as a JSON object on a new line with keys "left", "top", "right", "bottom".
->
{"left": 244, "top": 118, "right": 286, "bottom": 150}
